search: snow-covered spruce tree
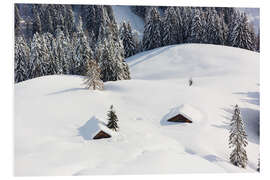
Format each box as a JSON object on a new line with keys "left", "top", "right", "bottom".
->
{"left": 15, "top": 5, "right": 22, "bottom": 37}
{"left": 174, "top": 7, "right": 184, "bottom": 44}
{"left": 204, "top": 8, "right": 218, "bottom": 44}
{"left": 54, "top": 27, "right": 72, "bottom": 75}
{"left": 229, "top": 104, "right": 248, "bottom": 168}
{"left": 84, "top": 60, "right": 104, "bottom": 90}
{"left": 73, "top": 17, "right": 94, "bottom": 75}
{"left": 142, "top": 7, "right": 163, "bottom": 51}
{"left": 42, "top": 32, "right": 58, "bottom": 75}
{"left": 32, "top": 5, "right": 42, "bottom": 35}
{"left": 97, "top": 31, "right": 130, "bottom": 82}
{"left": 180, "top": 7, "right": 193, "bottom": 43}
{"left": 81, "top": 5, "right": 97, "bottom": 37}
{"left": 95, "top": 15, "right": 130, "bottom": 82}
{"left": 29, "top": 32, "right": 49, "bottom": 78}
{"left": 228, "top": 12, "right": 256, "bottom": 51}
{"left": 188, "top": 8, "right": 207, "bottom": 43}
{"left": 162, "top": 7, "right": 180, "bottom": 46}
{"left": 42, "top": 5, "right": 54, "bottom": 35}
{"left": 223, "top": 8, "right": 237, "bottom": 25}
{"left": 64, "top": 5, "right": 77, "bottom": 38}
{"left": 120, "top": 21, "right": 137, "bottom": 58}
{"left": 219, "top": 15, "right": 229, "bottom": 45}
{"left": 15, "top": 36, "right": 30, "bottom": 83}
{"left": 106, "top": 105, "right": 119, "bottom": 131}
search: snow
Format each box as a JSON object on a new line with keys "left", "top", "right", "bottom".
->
{"left": 112, "top": 5, "right": 145, "bottom": 39}
{"left": 15, "top": 44, "right": 259, "bottom": 176}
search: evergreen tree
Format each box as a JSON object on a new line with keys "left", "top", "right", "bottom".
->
{"left": 174, "top": 7, "right": 184, "bottom": 44}
{"left": 223, "top": 8, "right": 237, "bottom": 25}
{"left": 142, "top": 7, "right": 162, "bottom": 51}
{"left": 42, "top": 32, "right": 57, "bottom": 75}
{"left": 97, "top": 29, "right": 130, "bottom": 82}
{"left": 120, "top": 22, "right": 137, "bottom": 58}
{"left": 32, "top": 5, "right": 42, "bottom": 35}
{"left": 15, "top": 5, "right": 22, "bottom": 37}
{"left": 204, "top": 8, "right": 217, "bottom": 44}
{"left": 24, "top": 16, "right": 33, "bottom": 42}
{"left": 188, "top": 8, "right": 206, "bottom": 43}
{"left": 96, "top": 18, "right": 130, "bottom": 82}
{"left": 42, "top": 5, "right": 54, "bottom": 34}
{"left": 162, "top": 7, "right": 180, "bottom": 46}
{"left": 15, "top": 36, "right": 30, "bottom": 83}
{"left": 181, "top": 7, "right": 193, "bottom": 42}
{"left": 228, "top": 12, "right": 256, "bottom": 51}
{"left": 133, "top": 31, "right": 141, "bottom": 53}
{"left": 29, "top": 32, "right": 48, "bottom": 78}
{"left": 229, "top": 104, "right": 248, "bottom": 168}
{"left": 106, "top": 105, "right": 119, "bottom": 131}
{"left": 81, "top": 5, "right": 96, "bottom": 37}
{"left": 83, "top": 60, "right": 104, "bottom": 90}
{"left": 65, "top": 5, "right": 77, "bottom": 38}
{"left": 54, "top": 27, "right": 72, "bottom": 74}
{"left": 73, "top": 17, "right": 94, "bottom": 75}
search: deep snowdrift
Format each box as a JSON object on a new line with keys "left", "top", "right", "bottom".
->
{"left": 15, "top": 44, "right": 259, "bottom": 176}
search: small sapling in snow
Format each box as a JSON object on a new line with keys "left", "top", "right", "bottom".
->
{"left": 106, "top": 105, "right": 119, "bottom": 131}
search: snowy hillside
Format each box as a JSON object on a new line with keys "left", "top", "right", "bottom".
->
{"left": 15, "top": 44, "right": 259, "bottom": 176}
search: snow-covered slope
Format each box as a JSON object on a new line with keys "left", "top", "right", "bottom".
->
{"left": 15, "top": 44, "right": 259, "bottom": 176}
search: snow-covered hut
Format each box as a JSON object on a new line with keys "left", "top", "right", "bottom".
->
{"left": 79, "top": 116, "right": 115, "bottom": 140}
{"left": 166, "top": 104, "right": 203, "bottom": 123}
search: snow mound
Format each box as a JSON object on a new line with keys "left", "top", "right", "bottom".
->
{"left": 166, "top": 104, "right": 204, "bottom": 123}
{"left": 78, "top": 116, "right": 116, "bottom": 140}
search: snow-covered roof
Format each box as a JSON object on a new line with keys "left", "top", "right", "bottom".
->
{"left": 78, "top": 116, "right": 116, "bottom": 140}
{"left": 166, "top": 104, "right": 203, "bottom": 122}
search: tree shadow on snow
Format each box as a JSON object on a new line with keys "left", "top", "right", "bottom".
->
{"left": 46, "top": 88, "right": 86, "bottom": 96}
{"left": 239, "top": 107, "right": 260, "bottom": 144}
{"left": 203, "top": 154, "right": 227, "bottom": 163}
{"left": 233, "top": 91, "right": 260, "bottom": 106}
{"left": 211, "top": 108, "right": 232, "bottom": 131}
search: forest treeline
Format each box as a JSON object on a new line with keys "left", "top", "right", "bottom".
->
{"left": 15, "top": 4, "right": 259, "bottom": 83}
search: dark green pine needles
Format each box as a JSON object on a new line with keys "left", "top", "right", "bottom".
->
{"left": 107, "top": 105, "right": 119, "bottom": 131}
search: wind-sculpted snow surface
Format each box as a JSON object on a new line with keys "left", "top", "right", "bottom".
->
{"left": 15, "top": 44, "right": 259, "bottom": 176}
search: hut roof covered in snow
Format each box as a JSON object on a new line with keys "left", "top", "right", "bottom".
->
{"left": 78, "top": 116, "right": 116, "bottom": 140}
{"left": 166, "top": 104, "right": 203, "bottom": 123}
